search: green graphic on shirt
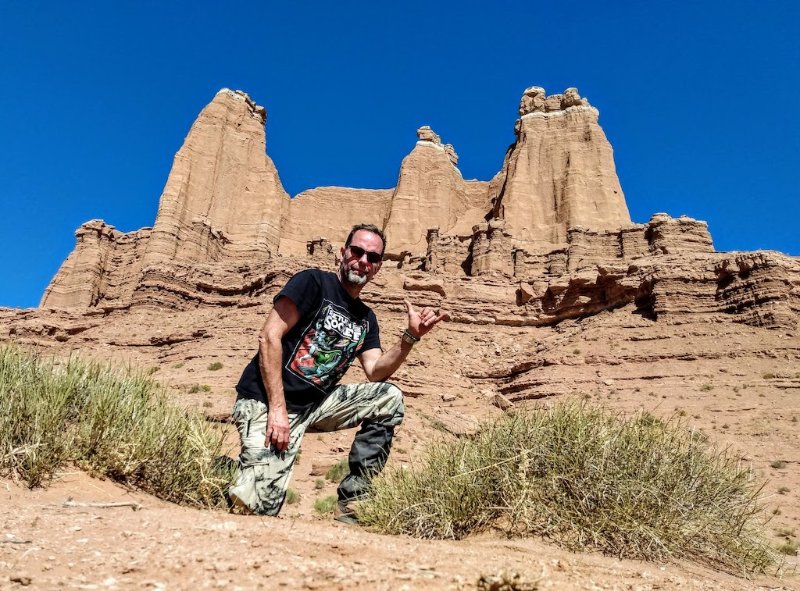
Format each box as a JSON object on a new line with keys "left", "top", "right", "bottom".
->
{"left": 290, "top": 301, "right": 367, "bottom": 388}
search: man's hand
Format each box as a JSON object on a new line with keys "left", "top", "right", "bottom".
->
{"left": 405, "top": 299, "right": 451, "bottom": 339}
{"left": 265, "top": 407, "right": 290, "bottom": 452}
{"left": 259, "top": 297, "right": 300, "bottom": 454}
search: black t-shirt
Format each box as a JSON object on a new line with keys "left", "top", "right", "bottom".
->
{"left": 236, "top": 269, "right": 381, "bottom": 412}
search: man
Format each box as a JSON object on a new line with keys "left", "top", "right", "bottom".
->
{"left": 229, "top": 223, "right": 449, "bottom": 521}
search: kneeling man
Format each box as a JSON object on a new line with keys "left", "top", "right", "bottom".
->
{"left": 229, "top": 224, "right": 448, "bottom": 521}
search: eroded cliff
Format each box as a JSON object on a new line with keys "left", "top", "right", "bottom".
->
{"left": 38, "top": 86, "right": 799, "bottom": 334}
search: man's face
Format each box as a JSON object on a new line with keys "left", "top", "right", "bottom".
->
{"left": 339, "top": 230, "right": 384, "bottom": 287}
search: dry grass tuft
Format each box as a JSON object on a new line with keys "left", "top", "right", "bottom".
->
{"left": 0, "top": 344, "right": 234, "bottom": 507}
{"left": 325, "top": 458, "right": 349, "bottom": 482}
{"left": 360, "top": 402, "right": 776, "bottom": 575}
{"left": 314, "top": 495, "right": 337, "bottom": 514}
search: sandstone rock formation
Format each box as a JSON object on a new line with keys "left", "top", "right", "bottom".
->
{"left": 278, "top": 187, "right": 392, "bottom": 257}
{"left": 40, "top": 220, "right": 151, "bottom": 309}
{"left": 43, "top": 89, "right": 291, "bottom": 309}
{"left": 495, "top": 87, "right": 629, "bottom": 251}
{"left": 280, "top": 124, "right": 484, "bottom": 260}
{"left": 382, "top": 126, "right": 488, "bottom": 256}
{"left": 144, "top": 89, "right": 289, "bottom": 266}
{"left": 38, "top": 85, "right": 799, "bottom": 337}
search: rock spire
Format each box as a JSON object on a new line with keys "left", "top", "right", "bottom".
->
{"left": 144, "top": 89, "right": 289, "bottom": 265}
{"left": 493, "top": 87, "right": 630, "bottom": 251}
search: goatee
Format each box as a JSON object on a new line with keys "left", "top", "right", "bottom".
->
{"left": 344, "top": 269, "right": 368, "bottom": 285}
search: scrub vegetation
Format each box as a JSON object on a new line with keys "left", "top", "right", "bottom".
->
{"left": 360, "top": 402, "right": 777, "bottom": 575}
{"left": 0, "top": 344, "right": 234, "bottom": 507}
{"left": 325, "top": 458, "right": 349, "bottom": 482}
{"left": 314, "top": 495, "right": 337, "bottom": 515}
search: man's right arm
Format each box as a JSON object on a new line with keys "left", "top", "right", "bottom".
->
{"left": 258, "top": 296, "right": 300, "bottom": 453}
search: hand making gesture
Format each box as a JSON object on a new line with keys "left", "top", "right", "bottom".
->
{"left": 404, "top": 299, "right": 451, "bottom": 339}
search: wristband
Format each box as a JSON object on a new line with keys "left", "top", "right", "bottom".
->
{"left": 401, "top": 329, "right": 420, "bottom": 345}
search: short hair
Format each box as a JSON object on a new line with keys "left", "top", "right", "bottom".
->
{"left": 344, "top": 224, "right": 387, "bottom": 256}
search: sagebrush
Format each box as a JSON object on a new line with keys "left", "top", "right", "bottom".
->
{"left": 0, "top": 344, "right": 234, "bottom": 507}
{"left": 359, "top": 402, "right": 776, "bottom": 574}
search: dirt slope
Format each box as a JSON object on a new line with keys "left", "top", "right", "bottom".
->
{"left": 2, "top": 471, "right": 795, "bottom": 590}
{"left": 2, "top": 300, "right": 799, "bottom": 590}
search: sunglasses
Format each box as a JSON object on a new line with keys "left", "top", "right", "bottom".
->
{"left": 348, "top": 244, "right": 383, "bottom": 264}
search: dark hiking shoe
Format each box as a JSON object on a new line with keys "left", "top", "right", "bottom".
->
{"left": 333, "top": 500, "right": 360, "bottom": 525}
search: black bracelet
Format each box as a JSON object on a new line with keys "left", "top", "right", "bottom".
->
{"left": 401, "top": 329, "right": 420, "bottom": 344}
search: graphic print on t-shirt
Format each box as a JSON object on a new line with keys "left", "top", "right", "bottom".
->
{"left": 288, "top": 300, "right": 368, "bottom": 390}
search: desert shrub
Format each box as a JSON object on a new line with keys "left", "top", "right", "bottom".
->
{"left": 359, "top": 402, "right": 776, "bottom": 574}
{"left": 325, "top": 458, "right": 349, "bottom": 482}
{"left": 0, "top": 344, "right": 234, "bottom": 507}
{"left": 208, "top": 362, "right": 223, "bottom": 371}
{"left": 314, "top": 495, "right": 337, "bottom": 514}
{"left": 188, "top": 384, "right": 212, "bottom": 393}
{"left": 0, "top": 346, "right": 78, "bottom": 486}
{"left": 285, "top": 488, "right": 301, "bottom": 505}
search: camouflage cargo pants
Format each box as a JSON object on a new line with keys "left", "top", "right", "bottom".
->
{"left": 228, "top": 382, "right": 404, "bottom": 516}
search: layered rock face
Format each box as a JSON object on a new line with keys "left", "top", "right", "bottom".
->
{"left": 277, "top": 126, "right": 489, "bottom": 258}
{"left": 492, "top": 87, "right": 630, "bottom": 251}
{"left": 382, "top": 126, "right": 489, "bottom": 256}
{"left": 44, "top": 89, "right": 290, "bottom": 309}
{"left": 279, "top": 188, "right": 393, "bottom": 257}
{"left": 144, "top": 89, "right": 289, "bottom": 265}
{"left": 39, "top": 86, "right": 799, "bottom": 333}
{"left": 41, "top": 221, "right": 150, "bottom": 309}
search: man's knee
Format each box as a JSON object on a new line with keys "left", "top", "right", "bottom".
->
{"left": 384, "top": 382, "right": 403, "bottom": 405}
{"left": 375, "top": 382, "right": 404, "bottom": 424}
{"left": 229, "top": 462, "right": 286, "bottom": 516}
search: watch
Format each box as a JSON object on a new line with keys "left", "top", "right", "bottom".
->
{"left": 401, "top": 329, "right": 420, "bottom": 345}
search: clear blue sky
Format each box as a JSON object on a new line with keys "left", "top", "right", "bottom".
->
{"left": 1, "top": 1, "right": 798, "bottom": 308}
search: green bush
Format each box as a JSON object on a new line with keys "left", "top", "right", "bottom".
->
{"left": 325, "top": 458, "right": 349, "bottom": 482}
{"left": 0, "top": 345, "right": 234, "bottom": 507}
{"left": 359, "top": 402, "right": 775, "bottom": 574}
{"left": 208, "top": 362, "right": 223, "bottom": 371}
{"left": 285, "top": 488, "right": 301, "bottom": 505}
{"left": 314, "top": 495, "right": 337, "bottom": 514}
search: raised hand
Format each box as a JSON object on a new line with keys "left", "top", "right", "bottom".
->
{"left": 405, "top": 299, "right": 451, "bottom": 339}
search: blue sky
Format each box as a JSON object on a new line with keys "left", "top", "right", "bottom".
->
{"left": 1, "top": 1, "right": 798, "bottom": 308}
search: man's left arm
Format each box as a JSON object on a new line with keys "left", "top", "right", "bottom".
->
{"left": 360, "top": 299, "right": 450, "bottom": 382}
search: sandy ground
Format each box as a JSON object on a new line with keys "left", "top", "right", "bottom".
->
{"left": 2, "top": 303, "right": 799, "bottom": 590}
{"left": 1, "top": 471, "right": 797, "bottom": 591}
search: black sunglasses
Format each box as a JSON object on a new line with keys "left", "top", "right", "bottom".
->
{"left": 348, "top": 244, "right": 383, "bottom": 264}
